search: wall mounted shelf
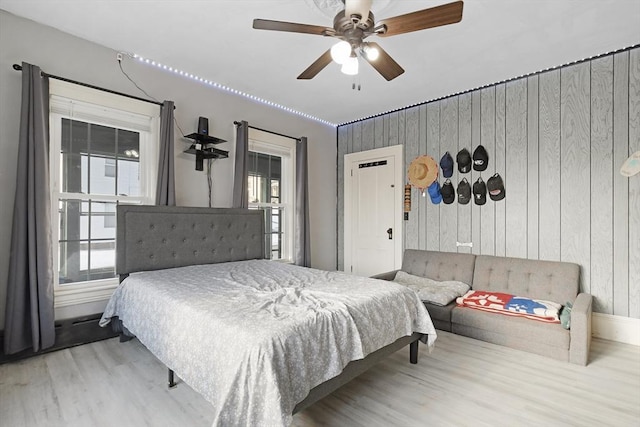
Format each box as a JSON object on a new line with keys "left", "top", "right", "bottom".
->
{"left": 184, "top": 132, "right": 228, "bottom": 170}
{"left": 183, "top": 145, "right": 229, "bottom": 159}
{"left": 184, "top": 133, "right": 227, "bottom": 145}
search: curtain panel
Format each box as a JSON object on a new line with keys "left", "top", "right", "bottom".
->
{"left": 4, "top": 62, "right": 55, "bottom": 354}
{"left": 294, "top": 137, "right": 311, "bottom": 267}
{"left": 155, "top": 100, "right": 176, "bottom": 206}
{"left": 232, "top": 120, "right": 249, "bottom": 209}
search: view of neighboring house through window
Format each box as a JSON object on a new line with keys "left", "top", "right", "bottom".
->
{"left": 248, "top": 152, "right": 283, "bottom": 259}
{"left": 58, "top": 119, "right": 141, "bottom": 283}
{"left": 247, "top": 129, "right": 295, "bottom": 262}
{"left": 49, "top": 80, "right": 158, "bottom": 307}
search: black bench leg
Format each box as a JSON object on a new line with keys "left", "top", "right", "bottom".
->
{"left": 410, "top": 340, "right": 419, "bottom": 364}
{"left": 168, "top": 369, "right": 177, "bottom": 388}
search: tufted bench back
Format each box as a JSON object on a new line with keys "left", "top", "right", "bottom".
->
{"left": 472, "top": 255, "right": 580, "bottom": 304}
{"left": 401, "top": 249, "right": 476, "bottom": 285}
{"left": 116, "top": 206, "right": 265, "bottom": 276}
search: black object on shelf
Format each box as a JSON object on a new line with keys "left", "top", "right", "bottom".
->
{"left": 183, "top": 126, "right": 228, "bottom": 171}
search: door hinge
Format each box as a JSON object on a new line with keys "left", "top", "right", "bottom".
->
{"left": 351, "top": 169, "right": 353, "bottom": 177}
{"left": 350, "top": 265, "right": 353, "bottom": 272}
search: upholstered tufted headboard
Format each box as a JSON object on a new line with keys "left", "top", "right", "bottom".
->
{"left": 116, "top": 205, "right": 265, "bottom": 277}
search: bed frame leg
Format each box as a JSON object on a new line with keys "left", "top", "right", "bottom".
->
{"left": 168, "top": 369, "right": 177, "bottom": 388}
{"left": 410, "top": 340, "right": 419, "bottom": 364}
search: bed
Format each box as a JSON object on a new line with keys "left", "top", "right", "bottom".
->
{"left": 100, "top": 205, "right": 436, "bottom": 426}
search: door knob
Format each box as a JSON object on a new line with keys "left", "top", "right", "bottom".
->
{"left": 387, "top": 228, "right": 393, "bottom": 240}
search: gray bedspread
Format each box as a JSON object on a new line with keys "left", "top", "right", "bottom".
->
{"left": 100, "top": 260, "right": 436, "bottom": 426}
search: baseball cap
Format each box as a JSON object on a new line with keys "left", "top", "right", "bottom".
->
{"left": 440, "top": 152, "right": 454, "bottom": 178}
{"left": 473, "top": 177, "right": 487, "bottom": 205}
{"left": 441, "top": 179, "right": 455, "bottom": 204}
{"left": 473, "top": 145, "right": 489, "bottom": 171}
{"left": 456, "top": 148, "right": 472, "bottom": 173}
{"left": 487, "top": 173, "right": 506, "bottom": 201}
{"left": 427, "top": 180, "right": 442, "bottom": 204}
{"left": 620, "top": 150, "right": 640, "bottom": 177}
{"left": 457, "top": 178, "right": 471, "bottom": 205}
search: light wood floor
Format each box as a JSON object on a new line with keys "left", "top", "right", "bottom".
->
{"left": 1, "top": 331, "right": 638, "bottom": 427}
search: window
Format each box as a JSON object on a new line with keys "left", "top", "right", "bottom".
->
{"left": 247, "top": 129, "right": 296, "bottom": 262}
{"left": 49, "top": 80, "right": 159, "bottom": 307}
{"left": 104, "top": 158, "right": 116, "bottom": 178}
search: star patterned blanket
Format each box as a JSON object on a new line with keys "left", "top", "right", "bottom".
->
{"left": 456, "top": 290, "right": 562, "bottom": 323}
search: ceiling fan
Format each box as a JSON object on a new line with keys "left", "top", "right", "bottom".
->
{"left": 253, "top": 0, "right": 464, "bottom": 81}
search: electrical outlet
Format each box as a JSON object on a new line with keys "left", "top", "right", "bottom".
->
{"left": 116, "top": 52, "right": 123, "bottom": 62}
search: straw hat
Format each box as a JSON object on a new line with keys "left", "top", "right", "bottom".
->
{"left": 408, "top": 155, "right": 438, "bottom": 190}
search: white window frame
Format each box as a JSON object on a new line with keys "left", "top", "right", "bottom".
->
{"left": 49, "top": 80, "right": 159, "bottom": 308}
{"left": 248, "top": 128, "right": 296, "bottom": 263}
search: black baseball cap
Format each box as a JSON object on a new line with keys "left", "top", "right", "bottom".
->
{"left": 457, "top": 148, "right": 472, "bottom": 173}
{"left": 441, "top": 179, "right": 455, "bottom": 204}
{"left": 457, "top": 178, "right": 471, "bottom": 205}
{"left": 473, "top": 177, "right": 487, "bottom": 205}
{"left": 473, "top": 145, "right": 489, "bottom": 171}
{"left": 440, "top": 152, "right": 454, "bottom": 178}
{"left": 487, "top": 173, "right": 506, "bottom": 201}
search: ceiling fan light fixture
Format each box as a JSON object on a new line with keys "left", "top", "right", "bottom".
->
{"left": 255, "top": 1, "right": 464, "bottom": 81}
{"left": 341, "top": 56, "right": 359, "bottom": 75}
{"left": 330, "top": 40, "right": 351, "bottom": 64}
{"left": 363, "top": 43, "right": 379, "bottom": 61}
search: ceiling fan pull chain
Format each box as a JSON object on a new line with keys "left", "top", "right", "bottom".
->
{"left": 351, "top": 75, "right": 361, "bottom": 91}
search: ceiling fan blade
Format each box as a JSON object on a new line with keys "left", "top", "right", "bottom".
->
{"left": 297, "top": 50, "right": 333, "bottom": 80}
{"left": 253, "top": 19, "right": 332, "bottom": 36}
{"left": 362, "top": 42, "right": 404, "bottom": 81}
{"left": 377, "top": 0, "right": 464, "bottom": 37}
{"left": 345, "top": 0, "right": 372, "bottom": 21}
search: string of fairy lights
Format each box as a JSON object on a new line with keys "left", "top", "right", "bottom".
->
{"left": 132, "top": 53, "right": 337, "bottom": 127}
{"left": 133, "top": 43, "right": 639, "bottom": 128}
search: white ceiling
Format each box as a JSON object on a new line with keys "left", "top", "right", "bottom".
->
{"left": 1, "top": 0, "right": 639, "bottom": 125}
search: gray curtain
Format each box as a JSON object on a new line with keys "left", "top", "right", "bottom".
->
{"left": 232, "top": 120, "right": 249, "bottom": 209}
{"left": 4, "top": 63, "right": 55, "bottom": 354}
{"left": 294, "top": 137, "right": 311, "bottom": 267}
{"left": 155, "top": 100, "right": 175, "bottom": 206}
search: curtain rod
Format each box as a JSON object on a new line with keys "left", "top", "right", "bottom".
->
{"left": 12, "top": 63, "right": 165, "bottom": 107}
{"left": 234, "top": 121, "right": 300, "bottom": 142}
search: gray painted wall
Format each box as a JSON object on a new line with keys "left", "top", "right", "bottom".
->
{"left": 0, "top": 10, "right": 337, "bottom": 329}
{"left": 338, "top": 47, "right": 640, "bottom": 319}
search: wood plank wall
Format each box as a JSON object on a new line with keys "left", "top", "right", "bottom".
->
{"left": 337, "top": 47, "right": 640, "bottom": 318}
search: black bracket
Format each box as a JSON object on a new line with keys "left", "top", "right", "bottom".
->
{"left": 168, "top": 369, "right": 177, "bottom": 388}
{"left": 410, "top": 340, "right": 419, "bottom": 364}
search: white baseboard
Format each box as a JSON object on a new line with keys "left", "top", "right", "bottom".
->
{"left": 592, "top": 313, "right": 640, "bottom": 346}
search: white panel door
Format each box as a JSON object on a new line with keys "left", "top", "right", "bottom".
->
{"left": 344, "top": 145, "right": 403, "bottom": 277}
